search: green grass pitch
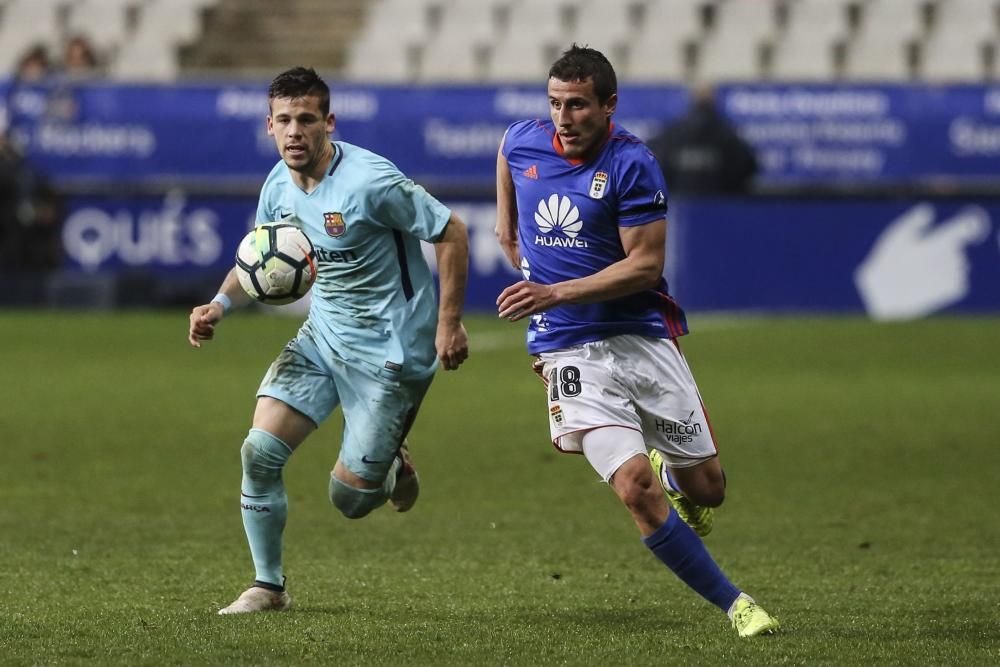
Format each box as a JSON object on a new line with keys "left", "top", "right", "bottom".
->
{"left": 1, "top": 311, "right": 998, "bottom": 665}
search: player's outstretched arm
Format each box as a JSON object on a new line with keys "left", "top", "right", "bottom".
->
{"left": 188, "top": 268, "right": 251, "bottom": 348}
{"left": 497, "top": 219, "right": 667, "bottom": 321}
{"left": 495, "top": 142, "right": 521, "bottom": 270}
{"left": 433, "top": 213, "right": 470, "bottom": 370}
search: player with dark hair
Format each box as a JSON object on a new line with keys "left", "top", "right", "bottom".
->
{"left": 189, "top": 66, "right": 470, "bottom": 614}
{"left": 267, "top": 66, "right": 330, "bottom": 117}
{"left": 495, "top": 45, "right": 779, "bottom": 637}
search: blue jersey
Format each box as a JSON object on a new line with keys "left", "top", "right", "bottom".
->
{"left": 256, "top": 141, "right": 450, "bottom": 379}
{"left": 502, "top": 119, "right": 688, "bottom": 355}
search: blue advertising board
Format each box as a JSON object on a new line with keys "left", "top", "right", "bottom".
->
{"left": 4, "top": 80, "right": 1000, "bottom": 188}
{"left": 668, "top": 198, "right": 1000, "bottom": 317}
{"left": 57, "top": 193, "right": 1000, "bottom": 318}
{"left": 724, "top": 85, "right": 1000, "bottom": 185}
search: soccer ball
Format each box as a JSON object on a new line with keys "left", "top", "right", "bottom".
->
{"left": 235, "top": 223, "right": 317, "bottom": 304}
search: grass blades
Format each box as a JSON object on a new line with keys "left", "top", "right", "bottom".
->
{"left": 1, "top": 312, "right": 999, "bottom": 665}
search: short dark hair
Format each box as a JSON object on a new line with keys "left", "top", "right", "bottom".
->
{"left": 268, "top": 66, "right": 330, "bottom": 117}
{"left": 548, "top": 44, "right": 617, "bottom": 103}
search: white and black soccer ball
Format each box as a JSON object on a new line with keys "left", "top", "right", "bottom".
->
{"left": 235, "top": 223, "right": 317, "bottom": 305}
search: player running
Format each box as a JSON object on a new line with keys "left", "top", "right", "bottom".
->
{"left": 189, "top": 67, "right": 469, "bottom": 614}
{"left": 495, "top": 45, "right": 779, "bottom": 638}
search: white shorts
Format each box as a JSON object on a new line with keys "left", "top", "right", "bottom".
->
{"left": 538, "top": 334, "right": 718, "bottom": 480}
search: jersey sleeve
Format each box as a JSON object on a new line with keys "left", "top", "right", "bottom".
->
{"left": 500, "top": 120, "right": 536, "bottom": 161}
{"left": 617, "top": 147, "right": 669, "bottom": 228}
{"left": 368, "top": 161, "right": 451, "bottom": 242}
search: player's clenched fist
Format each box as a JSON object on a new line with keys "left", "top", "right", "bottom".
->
{"left": 497, "top": 280, "right": 558, "bottom": 321}
{"left": 188, "top": 302, "right": 223, "bottom": 348}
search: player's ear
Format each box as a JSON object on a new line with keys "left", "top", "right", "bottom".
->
{"left": 603, "top": 93, "right": 618, "bottom": 119}
{"left": 266, "top": 115, "right": 275, "bottom": 136}
{"left": 327, "top": 112, "right": 336, "bottom": 135}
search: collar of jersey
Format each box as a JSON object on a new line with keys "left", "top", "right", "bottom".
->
{"left": 327, "top": 142, "right": 343, "bottom": 176}
{"left": 550, "top": 122, "right": 615, "bottom": 165}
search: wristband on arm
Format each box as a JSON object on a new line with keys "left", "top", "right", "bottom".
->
{"left": 211, "top": 293, "right": 232, "bottom": 315}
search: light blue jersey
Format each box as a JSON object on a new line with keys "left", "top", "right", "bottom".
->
{"left": 256, "top": 141, "right": 451, "bottom": 380}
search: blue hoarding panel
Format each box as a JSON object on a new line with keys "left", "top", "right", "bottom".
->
{"left": 669, "top": 198, "right": 1000, "bottom": 316}
{"left": 5, "top": 81, "right": 1000, "bottom": 187}
{"left": 57, "top": 194, "right": 1000, "bottom": 317}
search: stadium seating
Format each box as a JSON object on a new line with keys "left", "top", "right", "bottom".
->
{"left": 0, "top": 0, "right": 217, "bottom": 80}
{"left": 922, "top": 0, "right": 999, "bottom": 80}
{"left": 347, "top": 0, "right": 1000, "bottom": 83}
{"left": 489, "top": 1, "right": 575, "bottom": 81}
{"left": 572, "top": 0, "right": 637, "bottom": 59}
{"left": 418, "top": 0, "right": 504, "bottom": 81}
{"left": 842, "top": 0, "right": 927, "bottom": 80}
{"left": 0, "top": 0, "right": 64, "bottom": 74}
{"left": 625, "top": 0, "right": 706, "bottom": 82}
{"left": 697, "top": 0, "right": 777, "bottom": 81}
{"left": 64, "top": 0, "right": 132, "bottom": 56}
{"left": 343, "top": 0, "right": 441, "bottom": 81}
{"left": 1, "top": 0, "right": 1000, "bottom": 82}
{"left": 770, "top": 0, "right": 850, "bottom": 81}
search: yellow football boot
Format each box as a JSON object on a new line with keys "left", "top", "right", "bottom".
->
{"left": 731, "top": 595, "right": 780, "bottom": 637}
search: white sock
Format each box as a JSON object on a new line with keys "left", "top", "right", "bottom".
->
{"left": 659, "top": 461, "right": 681, "bottom": 494}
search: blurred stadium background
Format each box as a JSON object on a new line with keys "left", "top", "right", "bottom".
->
{"left": 0, "top": 0, "right": 998, "bottom": 316}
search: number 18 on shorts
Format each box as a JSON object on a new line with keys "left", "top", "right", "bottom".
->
{"left": 539, "top": 335, "right": 718, "bottom": 470}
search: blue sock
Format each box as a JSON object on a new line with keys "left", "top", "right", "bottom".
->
{"left": 642, "top": 510, "right": 741, "bottom": 612}
{"left": 240, "top": 429, "right": 292, "bottom": 589}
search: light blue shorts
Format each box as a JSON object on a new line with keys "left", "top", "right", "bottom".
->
{"left": 257, "top": 330, "right": 434, "bottom": 482}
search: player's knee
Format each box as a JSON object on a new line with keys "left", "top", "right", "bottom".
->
{"left": 615, "top": 470, "right": 662, "bottom": 516}
{"left": 328, "top": 476, "right": 385, "bottom": 519}
{"left": 241, "top": 429, "right": 292, "bottom": 483}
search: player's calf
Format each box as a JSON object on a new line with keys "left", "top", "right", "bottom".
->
{"left": 667, "top": 455, "right": 726, "bottom": 508}
{"left": 239, "top": 430, "right": 292, "bottom": 589}
{"left": 608, "top": 455, "right": 672, "bottom": 535}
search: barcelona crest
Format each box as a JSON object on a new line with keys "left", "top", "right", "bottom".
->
{"left": 324, "top": 212, "right": 346, "bottom": 237}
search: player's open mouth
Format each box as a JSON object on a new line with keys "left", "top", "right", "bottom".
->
{"left": 286, "top": 145, "right": 306, "bottom": 156}
{"left": 560, "top": 133, "right": 579, "bottom": 144}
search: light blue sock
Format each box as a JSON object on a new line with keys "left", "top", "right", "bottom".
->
{"left": 642, "top": 510, "right": 741, "bottom": 612}
{"left": 240, "top": 429, "right": 292, "bottom": 589}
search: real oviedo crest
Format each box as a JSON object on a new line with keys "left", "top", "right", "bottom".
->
{"left": 589, "top": 171, "right": 608, "bottom": 199}
{"left": 324, "top": 212, "right": 346, "bottom": 237}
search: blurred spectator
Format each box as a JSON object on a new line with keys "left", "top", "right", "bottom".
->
{"left": 61, "top": 35, "right": 101, "bottom": 78}
{"left": 647, "top": 84, "right": 758, "bottom": 196}
{"left": 0, "top": 135, "right": 63, "bottom": 273}
{"left": 0, "top": 42, "right": 78, "bottom": 291}
{"left": 14, "top": 44, "right": 52, "bottom": 82}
